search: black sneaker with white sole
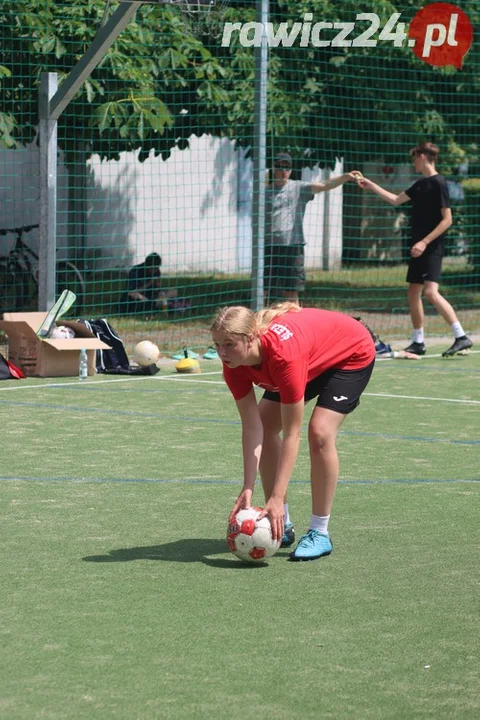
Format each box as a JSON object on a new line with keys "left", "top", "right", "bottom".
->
{"left": 442, "top": 336, "right": 473, "bottom": 357}
{"left": 404, "top": 341, "right": 426, "bottom": 355}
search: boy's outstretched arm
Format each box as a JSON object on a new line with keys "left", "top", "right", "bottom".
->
{"left": 358, "top": 177, "right": 410, "bottom": 206}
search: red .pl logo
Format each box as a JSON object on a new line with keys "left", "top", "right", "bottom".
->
{"left": 409, "top": 3, "right": 473, "bottom": 68}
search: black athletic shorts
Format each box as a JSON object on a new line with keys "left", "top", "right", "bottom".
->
{"left": 264, "top": 244, "right": 306, "bottom": 293}
{"left": 406, "top": 250, "right": 443, "bottom": 284}
{"left": 262, "top": 359, "right": 375, "bottom": 415}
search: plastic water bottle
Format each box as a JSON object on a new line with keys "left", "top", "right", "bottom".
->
{"left": 79, "top": 348, "right": 88, "bottom": 381}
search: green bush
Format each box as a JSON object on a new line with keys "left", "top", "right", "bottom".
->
{"left": 461, "top": 178, "right": 480, "bottom": 194}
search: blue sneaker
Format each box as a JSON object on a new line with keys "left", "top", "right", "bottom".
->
{"left": 280, "top": 522, "right": 295, "bottom": 548}
{"left": 289, "top": 529, "right": 333, "bottom": 561}
{"left": 203, "top": 346, "right": 219, "bottom": 360}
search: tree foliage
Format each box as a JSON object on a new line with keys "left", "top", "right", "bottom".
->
{"left": 0, "top": 0, "right": 478, "bottom": 169}
{"left": 264, "top": 0, "right": 479, "bottom": 170}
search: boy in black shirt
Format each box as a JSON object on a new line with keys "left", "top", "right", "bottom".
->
{"left": 359, "top": 143, "right": 472, "bottom": 357}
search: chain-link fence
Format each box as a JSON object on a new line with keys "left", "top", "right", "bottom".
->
{"left": 1, "top": 0, "right": 479, "bottom": 355}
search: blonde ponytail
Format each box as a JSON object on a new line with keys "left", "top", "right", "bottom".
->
{"left": 211, "top": 301, "right": 301, "bottom": 338}
{"left": 255, "top": 301, "right": 301, "bottom": 334}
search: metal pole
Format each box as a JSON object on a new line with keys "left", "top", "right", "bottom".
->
{"left": 38, "top": 73, "right": 58, "bottom": 310}
{"left": 49, "top": 2, "right": 140, "bottom": 122}
{"left": 322, "top": 168, "right": 331, "bottom": 271}
{"left": 251, "top": 0, "right": 268, "bottom": 310}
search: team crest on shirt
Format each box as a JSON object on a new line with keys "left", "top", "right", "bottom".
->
{"left": 269, "top": 323, "right": 293, "bottom": 341}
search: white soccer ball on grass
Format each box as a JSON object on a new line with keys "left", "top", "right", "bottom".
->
{"left": 134, "top": 340, "right": 160, "bottom": 367}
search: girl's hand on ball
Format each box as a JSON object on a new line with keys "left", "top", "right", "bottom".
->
{"left": 229, "top": 488, "right": 252, "bottom": 522}
{"left": 258, "top": 496, "right": 284, "bottom": 541}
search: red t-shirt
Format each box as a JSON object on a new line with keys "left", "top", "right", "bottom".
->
{"left": 222, "top": 309, "right": 375, "bottom": 404}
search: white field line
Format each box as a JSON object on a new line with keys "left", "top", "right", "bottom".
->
{"left": 0, "top": 370, "right": 224, "bottom": 392}
{"left": 0, "top": 367, "right": 478, "bottom": 405}
{"left": 364, "top": 392, "right": 479, "bottom": 405}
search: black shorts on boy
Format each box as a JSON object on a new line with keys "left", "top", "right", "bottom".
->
{"left": 406, "top": 248, "right": 443, "bottom": 284}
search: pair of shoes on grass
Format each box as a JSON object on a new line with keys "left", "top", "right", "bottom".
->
{"left": 171, "top": 346, "right": 219, "bottom": 361}
{"left": 282, "top": 524, "right": 333, "bottom": 562}
{"left": 171, "top": 347, "right": 199, "bottom": 361}
{"left": 404, "top": 336, "right": 473, "bottom": 358}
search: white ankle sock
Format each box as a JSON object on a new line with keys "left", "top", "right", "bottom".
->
{"left": 284, "top": 503, "right": 290, "bottom": 525}
{"left": 310, "top": 514, "right": 330, "bottom": 535}
{"left": 451, "top": 321, "right": 465, "bottom": 339}
{"left": 412, "top": 328, "right": 424, "bottom": 343}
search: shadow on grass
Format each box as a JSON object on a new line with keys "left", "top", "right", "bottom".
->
{"left": 82, "top": 538, "right": 255, "bottom": 567}
{"left": 83, "top": 538, "right": 227, "bottom": 563}
{"left": 83, "top": 538, "right": 281, "bottom": 568}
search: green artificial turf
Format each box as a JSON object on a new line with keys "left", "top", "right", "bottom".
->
{"left": 0, "top": 349, "right": 478, "bottom": 719}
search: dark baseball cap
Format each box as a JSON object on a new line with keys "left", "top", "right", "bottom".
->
{"left": 274, "top": 152, "right": 292, "bottom": 168}
{"left": 145, "top": 252, "right": 162, "bottom": 267}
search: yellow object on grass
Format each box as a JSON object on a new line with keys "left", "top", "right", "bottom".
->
{"left": 175, "top": 348, "right": 201, "bottom": 374}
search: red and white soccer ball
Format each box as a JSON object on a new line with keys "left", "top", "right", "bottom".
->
{"left": 227, "top": 507, "right": 281, "bottom": 563}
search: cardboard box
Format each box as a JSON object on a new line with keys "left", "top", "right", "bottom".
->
{"left": 0, "top": 312, "right": 111, "bottom": 377}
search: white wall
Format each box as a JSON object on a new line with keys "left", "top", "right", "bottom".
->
{"left": 1, "top": 135, "right": 344, "bottom": 273}
{"left": 303, "top": 161, "right": 344, "bottom": 270}
{"left": 86, "top": 134, "right": 239, "bottom": 272}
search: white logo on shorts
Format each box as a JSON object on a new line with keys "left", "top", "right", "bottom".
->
{"left": 333, "top": 395, "right": 348, "bottom": 402}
